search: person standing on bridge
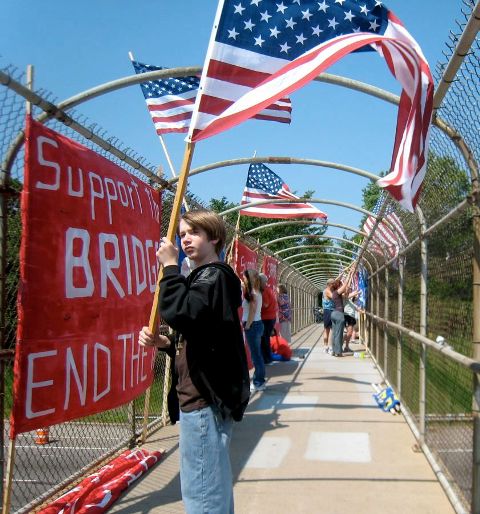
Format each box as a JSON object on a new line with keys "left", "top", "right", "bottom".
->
{"left": 330, "top": 269, "right": 356, "bottom": 357}
{"left": 139, "top": 209, "right": 250, "bottom": 514}
{"left": 242, "top": 268, "right": 266, "bottom": 392}
{"left": 277, "top": 283, "right": 292, "bottom": 344}
{"left": 259, "top": 273, "right": 277, "bottom": 365}
{"left": 322, "top": 278, "right": 335, "bottom": 353}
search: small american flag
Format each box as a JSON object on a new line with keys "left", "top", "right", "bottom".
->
{"left": 188, "top": 0, "right": 433, "bottom": 212}
{"left": 363, "top": 193, "right": 408, "bottom": 260}
{"left": 132, "top": 61, "right": 197, "bottom": 134}
{"left": 131, "top": 60, "right": 291, "bottom": 135}
{"left": 240, "top": 163, "right": 327, "bottom": 219}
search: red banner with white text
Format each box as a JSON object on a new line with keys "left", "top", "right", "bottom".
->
{"left": 11, "top": 118, "right": 160, "bottom": 436}
{"left": 232, "top": 238, "right": 258, "bottom": 277}
{"left": 262, "top": 255, "right": 279, "bottom": 291}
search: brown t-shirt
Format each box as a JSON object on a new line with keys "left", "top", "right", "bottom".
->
{"left": 175, "top": 336, "right": 208, "bottom": 412}
{"left": 332, "top": 290, "right": 344, "bottom": 312}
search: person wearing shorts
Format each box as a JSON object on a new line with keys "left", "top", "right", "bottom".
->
{"left": 343, "top": 295, "right": 360, "bottom": 353}
{"left": 343, "top": 313, "right": 356, "bottom": 353}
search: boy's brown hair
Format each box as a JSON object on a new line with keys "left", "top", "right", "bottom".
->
{"left": 180, "top": 209, "right": 226, "bottom": 255}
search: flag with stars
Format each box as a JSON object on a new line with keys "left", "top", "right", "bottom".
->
{"left": 362, "top": 192, "right": 408, "bottom": 260}
{"left": 131, "top": 60, "right": 291, "bottom": 135}
{"left": 132, "top": 60, "right": 198, "bottom": 134}
{"left": 240, "top": 163, "right": 327, "bottom": 219}
{"left": 188, "top": 0, "right": 433, "bottom": 212}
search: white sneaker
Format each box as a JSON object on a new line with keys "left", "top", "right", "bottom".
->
{"left": 250, "top": 383, "right": 266, "bottom": 393}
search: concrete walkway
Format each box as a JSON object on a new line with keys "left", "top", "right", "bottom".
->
{"left": 110, "top": 325, "right": 455, "bottom": 514}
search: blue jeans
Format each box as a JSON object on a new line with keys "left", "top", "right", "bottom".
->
{"left": 331, "top": 310, "right": 345, "bottom": 355}
{"left": 244, "top": 320, "right": 265, "bottom": 387}
{"left": 261, "top": 318, "right": 276, "bottom": 363}
{"left": 180, "top": 406, "right": 234, "bottom": 514}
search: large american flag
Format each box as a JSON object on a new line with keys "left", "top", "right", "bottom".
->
{"left": 188, "top": 0, "right": 433, "bottom": 212}
{"left": 131, "top": 60, "right": 291, "bottom": 135}
{"left": 362, "top": 192, "right": 408, "bottom": 260}
{"left": 240, "top": 163, "right": 327, "bottom": 219}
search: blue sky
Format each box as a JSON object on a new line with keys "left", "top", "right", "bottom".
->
{"left": 2, "top": 1, "right": 462, "bottom": 236}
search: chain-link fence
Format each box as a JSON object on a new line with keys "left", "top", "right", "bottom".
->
{"left": 365, "top": 3, "right": 479, "bottom": 512}
{"left": 369, "top": 203, "right": 476, "bottom": 511}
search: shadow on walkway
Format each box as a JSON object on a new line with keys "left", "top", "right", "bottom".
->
{"left": 110, "top": 325, "right": 455, "bottom": 514}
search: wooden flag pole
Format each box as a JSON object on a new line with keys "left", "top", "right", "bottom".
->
{"left": 140, "top": 142, "right": 195, "bottom": 444}
{"left": 130, "top": 50, "right": 193, "bottom": 441}
{"left": 148, "top": 142, "right": 195, "bottom": 331}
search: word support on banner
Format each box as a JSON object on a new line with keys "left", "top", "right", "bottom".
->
{"left": 11, "top": 118, "right": 161, "bottom": 436}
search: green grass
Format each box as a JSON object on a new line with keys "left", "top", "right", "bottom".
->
{"left": 395, "top": 337, "right": 472, "bottom": 416}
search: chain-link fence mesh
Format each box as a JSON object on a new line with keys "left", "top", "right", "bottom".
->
{"left": 365, "top": 1, "right": 479, "bottom": 511}
{"left": 368, "top": 207, "right": 475, "bottom": 510}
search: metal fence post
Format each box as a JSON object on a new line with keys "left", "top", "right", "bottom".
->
{"left": 384, "top": 266, "right": 389, "bottom": 377}
{"left": 0, "top": 126, "right": 7, "bottom": 514}
{"left": 397, "top": 256, "right": 405, "bottom": 396}
{"left": 375, "top": 273, "right": 380, "bottom": 361}
{"left": 472, "top": 191, "right": 480, "bottom": 512}
{"left": 418, "top": 207, "right": 428, "bottom": 445}
{"left": 1, "top": 64, "right": 33, "bottom": 514}
{"left": 368, "top": 274, "right": 374, "bottom": 350}
{"left": 301, "top": 287, "right": 305, "bottom": 329}
{"left": 290, "top": 285, "right": 294, "bottom": 334}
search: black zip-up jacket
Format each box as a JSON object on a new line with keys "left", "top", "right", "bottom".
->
{"left": 159, "top": 262, "right": 250, "bottom": 421}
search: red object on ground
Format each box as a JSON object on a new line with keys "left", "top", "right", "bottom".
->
{"left": 37, "top": 448, "right": 164, "bottom": 513}
{"left": 270, "top": 333, "right": 292, "bottom": 361}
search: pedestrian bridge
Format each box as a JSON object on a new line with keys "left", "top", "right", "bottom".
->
{"left": 1, "top": 2, "right": 479, "bottom": 514}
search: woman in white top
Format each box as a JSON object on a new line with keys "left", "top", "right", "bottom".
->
{"left": 242, "top": 269, "right": 265, "bottom": 392}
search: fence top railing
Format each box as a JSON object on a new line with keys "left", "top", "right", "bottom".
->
{"left": 366, "top": 312, "right": 480, "bottom": 373}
